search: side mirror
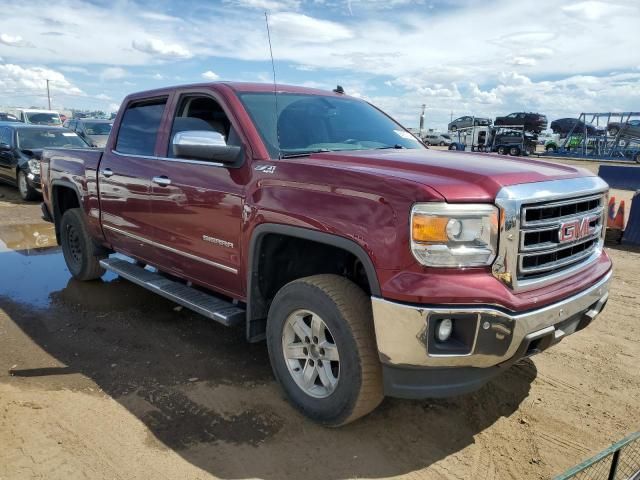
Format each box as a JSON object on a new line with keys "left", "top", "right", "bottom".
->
{"left": 172, "top": 130, "right": 241, "bottom": 164}
{"left": 0, "top": 143, "right": 11, "bottom": 151}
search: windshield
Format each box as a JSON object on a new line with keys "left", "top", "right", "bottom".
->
{"left": 25, "top": 112, "right": 61, "bottom": 126}
{"left": 17, "top": 129, "right": 88, "bottom": 150}
{"left": 84, "top": 122, "right": 113, "bottom": 135}
{"left": 239, "top": 92, "right": 423, "bottom": 158}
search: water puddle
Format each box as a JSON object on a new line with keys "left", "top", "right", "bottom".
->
{"left": 0, "top": 222, "right": 116, "bottom": 308}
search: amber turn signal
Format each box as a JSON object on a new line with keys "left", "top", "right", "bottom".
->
{"left": 412, "top": 215, "right": 449, "bottom": 243}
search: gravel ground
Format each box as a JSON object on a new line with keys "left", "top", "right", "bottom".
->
{"left": 0, "top": 156, "right": 639, "bottom": 480}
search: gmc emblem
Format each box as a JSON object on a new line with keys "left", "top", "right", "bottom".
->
{"left": 558, "top": 216, "right": 597, "bottom": 243}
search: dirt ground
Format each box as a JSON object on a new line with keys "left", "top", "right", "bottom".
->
{"left": 1, "top": 157, "right": 639, "bottom": 480}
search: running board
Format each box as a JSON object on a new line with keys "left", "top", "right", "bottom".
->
{"left": 99, "top": 258, "right": 245, "bottom": 327}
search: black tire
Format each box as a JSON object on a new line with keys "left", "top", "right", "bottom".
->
{"left": 266, "top": 274, "right": 383, "bottom": 426}
{"left": 509, "top": 146, "right": 521, "bottom": 156}
{"left": 609, "top": 128, "right": 619, "bottom": 136}
{"left": 635, "top": 152, "right": 640, "bottom": 164}
{"left": 546, "top": 145, "right": 556, "bottom": 153}
{"left": 60, "top": 208, "right": 106, "bottom": 281}
{"left": 450, "top": 125, "right": 457, "bottom": 132}
{"left": 497, "top": 146, "right": 506, "bottom": 155}
{"left": 449, "top": 144, "right": 458, "bottom": 150}
{"left": 17, "top": 170, "right": 38, "bottom": 201}
{"left": 439, "top": 141, "right": 445, "bottom": 146}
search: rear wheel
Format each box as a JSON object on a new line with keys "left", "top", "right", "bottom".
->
{"left": 609, "top": 128, "right": 619, "bottom": 136}
{"left": 60, "top": 208, "right": 106, "bottom": 281}
{"left": 497, "top": 146, "right": 506, "bottom": 155}
{"left": 266, "top": 274, "right": 383, "bottom": 426}
{"left": 635, "top": 152, "right": 640, "bottom": 164}
{"left": 509, "top": 146, "right": 521, "bottom": 156}
{"left": 17, "top": 170, "right": 38, "bottom": 201}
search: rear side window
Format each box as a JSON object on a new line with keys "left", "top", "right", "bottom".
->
{"left": 115, "top": 98, "right": 167, "bottom": 155}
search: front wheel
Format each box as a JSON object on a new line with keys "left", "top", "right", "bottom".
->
{"left": 17, "top": 170, "right": 38, "bottom": 201}
{"left": 497, "top": 146, "right": 506, "bottom": 155}
{"left": 267, "top": 274, "right": 383, "bottom": 426}
{"left": 60, "top": 208, "right": 106, "bottom": 281}
{"left": 509, "top": 146, "right": 521, "bottom": 156}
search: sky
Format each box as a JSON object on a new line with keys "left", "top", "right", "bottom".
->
{"left": 0, "top": 0, "right": 638, "bottom": 130}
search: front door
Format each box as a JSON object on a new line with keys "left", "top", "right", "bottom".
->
{"left": 98, "top": 96, "right": 170, "bottom": 263}
{"left": 0, "top": 127, "right": 16, "bottom": 183}
{"left": 144, "top": 91, "right": 247, "bottom": 299}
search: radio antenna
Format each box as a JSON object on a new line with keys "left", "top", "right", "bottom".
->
{"left": 264, "top": 12, "right": 281, "bottom": 159}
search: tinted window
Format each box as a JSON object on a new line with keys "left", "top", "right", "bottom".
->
{"left": 25, "top": 112, "right": 61, "bottom": 125}
{"left": 239, "top": 93, "right": 422, "bottom": 158}
{"left": 17, "top": 129, "right": 88, "bottom": 149}
{"left": 115, "top": 98, "right": 167, "bottom": 155}
{"left": 0, "top": 127, "right": 12, "bottom": 145}
{"left": 84, "top": 122, "right": 113, "bottom": 135}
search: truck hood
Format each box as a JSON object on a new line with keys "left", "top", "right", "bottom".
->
{"left": 309, "top": 148, "right": 594, "bottom": 202}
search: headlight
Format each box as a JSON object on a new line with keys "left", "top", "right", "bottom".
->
{"left": 411, "top": 203, "right": 499, "bottom": 267}
{"left": 27, "top": 159, "right": 40, "bottom": 174}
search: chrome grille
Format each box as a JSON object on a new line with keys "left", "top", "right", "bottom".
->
{"left": 517, "top": 194, "right": 605, "bottom": 280}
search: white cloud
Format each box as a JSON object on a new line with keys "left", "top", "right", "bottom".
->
{"left": 269, "top": 13, "right": 353, "bottom": 43}
{"left": 0, "top": 63, "right": 83, "bottom": 108}
{"left": 152, "top": 73, "right": 164, "bottom": 80}
{"left": 0, "top": 33, "right": 31, "bottom": 47}
{"left": 225, "top": 0, "right": 300, "bottom": 10}
{"left": 132, "top": 38, "right": 192, "bottom": 59}
{"left": 59, "top": 66, "right": 90, "bottom": 74}
{"left": 509, "top": 56, "right": 537, "bottom": 67}
{"left": 202, "top": 70, "right": 220, "bottom": 80}
{"left": 561, "top": 1, "right": 625, "bottom": 21}
{"left": 101, "top": 67, "right": 127, "bottom": 80}
{"left": 95, "top": 93, "right": 111, "bottom": 100}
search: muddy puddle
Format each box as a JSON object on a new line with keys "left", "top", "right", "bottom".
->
{"left": 0, "top": 222, "right": 120, "bottom": 308}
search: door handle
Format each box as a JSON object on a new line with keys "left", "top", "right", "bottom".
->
{"left": 152, "top": 175, "right": 171, "bottom": 187}
{"left": 101, "top": 168, "right": 113, "bottom": 178}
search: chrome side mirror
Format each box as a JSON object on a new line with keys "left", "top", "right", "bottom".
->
{"left": 172, "top": 130, "right": 241, "bottom": 163}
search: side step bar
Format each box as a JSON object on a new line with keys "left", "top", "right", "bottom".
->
{"left": 99, "top": 258, "right": 245, "bottom": 327}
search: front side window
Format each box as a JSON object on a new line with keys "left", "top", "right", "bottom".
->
{"left": 239, "top": 93, "right": 423, "bottom": 158}
{"left": 25, "top": 112, "right": 62, "bottom": 126}
{"left": 17, "top": 129, "right": 88, "bottom": 149}
{"left": 0, "top": 127, "right": 12, "bottom": 146}
{"left": 115, "top": 98, "right": 167, "bottom": 155}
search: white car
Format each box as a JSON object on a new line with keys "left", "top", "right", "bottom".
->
{"left": 11, "top": 109, "right": 62, "bottom": 126}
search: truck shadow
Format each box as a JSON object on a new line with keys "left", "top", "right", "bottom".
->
{"left": 1, "top": 251, "right": 537, "bottom": 480}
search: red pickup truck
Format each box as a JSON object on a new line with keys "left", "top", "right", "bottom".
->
{"left": 40, "top": 82, "right": 612, "bottom": 426}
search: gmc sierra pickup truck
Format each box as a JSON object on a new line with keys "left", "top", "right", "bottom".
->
{"left": 41, "top": 82, "right": 612, "bottom": 426}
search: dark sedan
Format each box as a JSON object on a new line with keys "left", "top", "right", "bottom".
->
{"left": 608, "top": 119, "right": 640, "bottom": 137}
{"left": 447, "top": 115, "right": 491, "bottom": 131}
{"left": 550, "top": 118, "right": 601, "bottom": 136}
{"left": 494, "top": 112, "right": 547, "bottom": 133}
{"left": 0, "top": 124, "right": 89, "bottom": 200}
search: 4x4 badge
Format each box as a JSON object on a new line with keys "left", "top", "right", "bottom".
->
{"left": 255, "top": 165, "right": 276, "bottom": 174}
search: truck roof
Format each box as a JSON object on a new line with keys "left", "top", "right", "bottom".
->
{"left": 124, "top": 82, "right": 350, "bottom": 101}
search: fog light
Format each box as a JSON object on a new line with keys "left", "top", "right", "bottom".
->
{"left": 436, "top": 318, "right": 453, "bottom": 342}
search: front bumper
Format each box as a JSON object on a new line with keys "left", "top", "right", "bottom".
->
{"left": 372, "top": 270, "right": 611, "bottom": 397}
{"left": 26, "top": 171, "right": 42, "bottom": 191}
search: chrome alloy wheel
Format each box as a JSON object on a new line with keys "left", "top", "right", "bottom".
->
{"left": 282, "top": 309, "right": 340, "bottom": 398}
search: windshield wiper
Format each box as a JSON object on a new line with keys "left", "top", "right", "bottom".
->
{"left": 280, "top": 148, "right": 330, "bottom": 158}
{"left": 374, "top": 144, "right": 406, "bottom": 150}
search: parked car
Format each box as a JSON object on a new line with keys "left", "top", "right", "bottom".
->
{"left": 63, "top": 118, "right": 113, "bottom": 147}
{"left": 486, "top": 128, "right": 537, "bottom": 155}
{"left": 0, "top": 124, "right": 88, "bottom": 200}
{"left": 607, "top": 119, "right": 640, "bottom": 137}
{"left": 447, "top": 116, "right": 491, "bottom": 131}
{"left": 41, "top": 82, "right": 611, "bottom": 426}
{"left": 11, "top": 109, "right": 62, "bottom": 126}
{"left": 494, "top": 112, "right": 547, "bottom": 133}
{"left": 550, "top": 118, "right": 601, "bottom": 136}
{"left": 423, "top": 133, "right": 452, "bottom": 146}
{"left": 0, "top": 112, "right": 19, "bottom": 122}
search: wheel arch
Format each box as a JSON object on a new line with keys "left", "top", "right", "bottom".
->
{"left": 50, "top": 180, "right": 83, "bottom": 242}
{"left": 246, "top": 223, "right": 381, "bottom": 342}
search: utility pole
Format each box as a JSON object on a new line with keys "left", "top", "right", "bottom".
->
{"left": 46, "top": 79, "right": 51, "bottom": 109}
{"left": 419, "top": 104, "right": 426, "bottom": 138}
{"left": 450, "top": 111, "right": 453, "bottom": 122}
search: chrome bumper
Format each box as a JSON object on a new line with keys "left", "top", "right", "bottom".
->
{"left": 371, "top": 270, "right": 611, "bottom": 368}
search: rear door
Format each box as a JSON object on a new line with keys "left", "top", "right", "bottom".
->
{"left": 143, "top": 89, "right": 247, "bottom": 298}
{"left": 98, "top": 96, "right": 170, "bottom": 263}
